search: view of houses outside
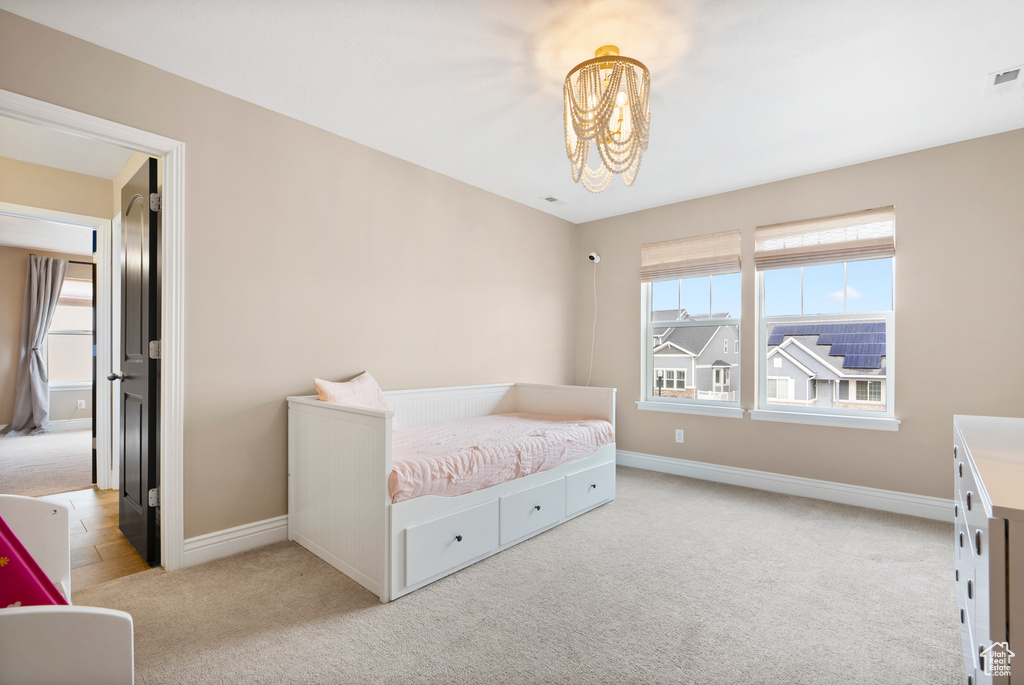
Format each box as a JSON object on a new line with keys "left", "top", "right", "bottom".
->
{"left": 649, "top": 257, "right": 892, "bottom": 411}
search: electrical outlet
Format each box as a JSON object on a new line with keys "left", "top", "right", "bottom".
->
{"left": 675, "top": 429, "right": 684, "bottom": 443}
{"left": 77, "top": 400, "right": 86, "bottom": 409}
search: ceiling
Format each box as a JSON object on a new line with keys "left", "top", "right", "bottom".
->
{"left": 0, "top": 117, "right": 134, "bottom": 180}
{"left": 2, "top": 0, "right": 1022, "bottom": 224}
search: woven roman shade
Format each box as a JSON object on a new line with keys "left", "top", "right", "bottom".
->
{"left": 754, "top": 207, "right": 895, "bottom": 271}
{"left": 640, "top": 231, "right": 741, "bottom": 283}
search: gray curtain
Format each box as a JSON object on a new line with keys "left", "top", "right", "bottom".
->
{"left": 1, "top": 256, "right": 68, "bottom": 436}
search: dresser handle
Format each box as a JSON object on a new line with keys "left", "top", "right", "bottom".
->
{"left": 534, "top": 505, "right": 541, "bottom": 511}
{"left": 966, "top": 492, "right": 971, "bottom": 511}
{"left": 953, "top": 445, "right": 957, "bottom": 460}
{"left": 955, "top": 569, "right": 959, "bottom": 581}
{"left": 968, "top": 580, "right": 973, "bottom": 599}
{"left": 954, "top": 504, "right": 959, "bottom": 519}
{"left": 959, "top": 462, "right": 963, "bottom": 478}
{"left": 979, "top": 646, "right": 985, "bottom": 672}
{"left": 455, "top": 535, "right": 463, "bottom": 542}
{"left": 975, "top": 531, "right": 982, "bottom": 555}
{"left": 960, "top": 532, "right": 964, "bottom": 548}
{"left": 960, "top": 608, "right": 964, "bottom": 624}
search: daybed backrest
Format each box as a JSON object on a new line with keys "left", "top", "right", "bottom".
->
{"left": 384, "top": 384, "right": 516, "bottom": 429}
{"left": 515, "top": 384, "right": 616, "bottom": 428}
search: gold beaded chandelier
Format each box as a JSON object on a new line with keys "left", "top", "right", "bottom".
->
{"left": 563, "top": 45, "right": 650, "bottom": 193}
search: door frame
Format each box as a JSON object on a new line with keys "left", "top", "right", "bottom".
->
{"left": 0, "top": 201, "right": 113, "bottom": 488}
{"left": 0, "top": 88, "right": 187, "bottom": 571}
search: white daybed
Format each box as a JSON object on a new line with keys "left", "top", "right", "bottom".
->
{"left": 287, "top": 382, "right": 616, "bottom": 602}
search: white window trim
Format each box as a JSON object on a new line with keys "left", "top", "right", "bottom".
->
{"left": 49, "top": 381, "right": 92, "bottom": 391}
{"left": 756, "top": 269, "right": 897, "bottom": 429}
{"left": 642, "top": 282, "right": 742, "bottom": 416}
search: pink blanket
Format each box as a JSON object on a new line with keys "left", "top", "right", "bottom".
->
{"left": 0, "top": 515, "right": 68, "bottom": 608}
{"left": 388, "top": 413, "right": 614, "bottom": 503}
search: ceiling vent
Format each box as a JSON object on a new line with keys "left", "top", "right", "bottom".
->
{"left": 984, "top": 65, "right": 1023, "bottom": 99}
{"left": 541, "top": 195, "right": 567, "bottom": 205}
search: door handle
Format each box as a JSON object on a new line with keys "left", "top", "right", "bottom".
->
{"left": 106, "top": 372, "right": 125, "bottom": 382}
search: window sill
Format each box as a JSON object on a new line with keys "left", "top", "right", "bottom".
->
{"left": 749, "top": 409, "right": 900, "bottom": 432}
{"left": 49, "top": 382, "right": 92, "bottom": 391}
{"left": 636, "top": 400, "right": 744, "bottom": 419}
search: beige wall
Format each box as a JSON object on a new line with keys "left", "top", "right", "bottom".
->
{"left": 0, "top": 247, "right": 93, "bottom": 425}
{"left": 0, "top": 11, "right": 578, "bottom": 537}
{"left": 576, "top": 128, "right": 1024, "bottom": 499}
{"left": 0, "top": 156, "right": 113, "bottom": 219}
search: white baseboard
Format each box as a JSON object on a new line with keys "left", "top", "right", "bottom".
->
{"left": 183, "top": 515, "right": 289, "bottom": 568}
{"left": 0, "top": 419, "right": 92, "bottom": 433}
{"left": 617, "top": 450, "right": 953, "bottom": 522}
{"left": 48, "top": 419, "right": 92, "bottom": 433}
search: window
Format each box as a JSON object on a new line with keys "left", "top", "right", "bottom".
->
{"left": 47, "top": 275, "right": 93, "bottom": 386}
{"left": 766, "top": 377, "right": 791, "bottom": 400}
{"left": 640, "top": 231, "right": 742, "bottom": 417}
{"left": 755, "top": 207, "right": 895, "bottom": 423}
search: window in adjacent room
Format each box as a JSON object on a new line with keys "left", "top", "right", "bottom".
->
{"left": 640, "top": 230, "right": 742, "bottom": 417}
{"left": 755, "top": 207, "right": 895, "bottom": 419}
{"left": 47, "top": 275, "right": 94, "bottom": 386}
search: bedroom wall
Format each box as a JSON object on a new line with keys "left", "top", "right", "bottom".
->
{"left": 0, "top": 11, "right": 578, "bottom": 537}
{"left": 575, "top": 128, "right": 1024, "bottom": 500}
{"left": 0, "top": 156, "right": 114, "bottom": 219}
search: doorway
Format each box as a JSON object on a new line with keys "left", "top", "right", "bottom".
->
{"left": 0, "top": 88, "right": 186, "bottom": 571}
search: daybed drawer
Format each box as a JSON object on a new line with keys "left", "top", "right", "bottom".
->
{"left": 405, "top": 501, "right": 498, "bottom": 587}
{"left": 566, "top": 461, "right": 615, "bottom": 516}
{"left": 500, "top": 477, "right": 566, "bottom": 545}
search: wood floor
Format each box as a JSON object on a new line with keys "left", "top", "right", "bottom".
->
{"left": 38, "top": 487, "right": 152, "bottom": 592}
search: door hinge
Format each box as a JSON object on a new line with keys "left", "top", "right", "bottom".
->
{"left": 149, "top": 340, "right": 161, "bottom": 359}
{"left": 150, "top": 193, "right": 162, "bottom": 212}
{"left": 148, "top": 487, "right": 160, "bottom": 507}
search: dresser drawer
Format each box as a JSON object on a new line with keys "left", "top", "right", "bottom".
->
{"left": 405, "top": 501, "right": 499, "bottom": 587}
{"left": 499, "top": 477, "right": 566, "bottom": 545}
{"left": 566, "top": 461, "right": 615, "bottom": 516}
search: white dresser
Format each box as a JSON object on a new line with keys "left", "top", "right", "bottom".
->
{"left": 954, "top": 415, "right": 1024, "bottom": 685}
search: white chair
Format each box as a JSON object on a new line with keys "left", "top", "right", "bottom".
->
{"left": 0, "top": 494, "right": 71, "bottom": 600}
{"left": 0, "top": 605, "right": 135, "bottom": 685}
{"left": 0, "top": 494, "right": 134, "bottom": 684}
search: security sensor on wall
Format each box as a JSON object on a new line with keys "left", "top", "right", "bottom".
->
{"left": 588, "top": 252, "right": 601, "bottom": 263}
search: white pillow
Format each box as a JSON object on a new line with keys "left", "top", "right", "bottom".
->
{"left": 314, "top": 372, "right": 391, "bottom": 413}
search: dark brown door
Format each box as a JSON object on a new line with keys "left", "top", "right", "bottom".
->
{"left": 115, "top": 158, "right": 160, "bottom": 564}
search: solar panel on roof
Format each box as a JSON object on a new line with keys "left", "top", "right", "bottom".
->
{"left": 843, "top": 355, "right": 882, "bottom": 369}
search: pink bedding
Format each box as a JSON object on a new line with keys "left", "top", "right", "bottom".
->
{"left": 388, "top": 413, "right": 614, "bottom": 503}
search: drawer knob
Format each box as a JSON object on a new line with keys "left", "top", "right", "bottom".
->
{"left": 955, "top": 569, "right": 959, "bottom": 581}
{"left": 975, "top": 531, "right": 982, "bottom": 555}
{"left": 968, "top": 579, "right": 973, "bottom": 599}
{"left": 959, "top": 462, "right": 963, "bottom": 478}
{"left": 979, "top": 646, "right": 985, "bottom": 672}
{"left": 534, "top": 505, "right": 541, "bottom": 511}
{"left": 959, "top": 532, "right": 964, "bottom": 548}
{"left": 960, "top": 608, "right": 964, "bottom": 624}
{"left": 954, "top": 504, "right": 959, "bottom": 519}
{"left": 953, "top": 445, "right": 957, "bottom": 459}
{"left": 966, "top": 492, "right": 971, "bottom": 511}
{"left": 590, "top": 483, "right": 597, "bottom": 490}
{"left": 455, "top": 535, "right": 463, "bottom": 542}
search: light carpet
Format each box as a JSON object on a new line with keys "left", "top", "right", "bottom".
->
{"left": 77, "top": 466, "right": 962, "bottom": 684}
{"left": 0, "top": 429, "right": 92, "bottom": 496}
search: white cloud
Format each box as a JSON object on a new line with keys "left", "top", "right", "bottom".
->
{"left": 827, "top": 286, "right": 863, "bottom": 302}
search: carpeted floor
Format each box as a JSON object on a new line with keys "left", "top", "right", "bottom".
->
{"left": 0, "top": 429, "right": 93, "bottom": 496}
{"left": 77, "top": 466, "right": 963, "bottom": 684}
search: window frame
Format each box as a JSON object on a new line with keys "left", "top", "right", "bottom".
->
{"left": 639, "top": 279, "right": 743, "bottom": 419}
{"left": 754, "top": 263, "right": 897, "bottom": 425}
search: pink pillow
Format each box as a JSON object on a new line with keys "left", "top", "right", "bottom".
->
{"left": 314, "top": 372, "right": 392, "bottom": 413}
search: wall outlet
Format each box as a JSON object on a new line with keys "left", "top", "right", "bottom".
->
{"left": 77, "top": 400, "right": 86, "bottom": 409}
{"left": 675, "top": 429, "right": 684, "bottom": 443}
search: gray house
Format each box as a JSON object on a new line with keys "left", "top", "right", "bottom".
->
{"left": 765, "top": 322, "right": 886, "bottom": 411}
{"left": 652, "top": 310, "right": 739, "bottom": 401}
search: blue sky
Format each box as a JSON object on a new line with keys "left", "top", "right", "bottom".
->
{"left": 653, "top": 258, "right": 893, "bottom": 318}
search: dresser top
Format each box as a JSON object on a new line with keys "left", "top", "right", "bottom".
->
{"left": 955, "top": 414, "right": 1024, "bottom": 521}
